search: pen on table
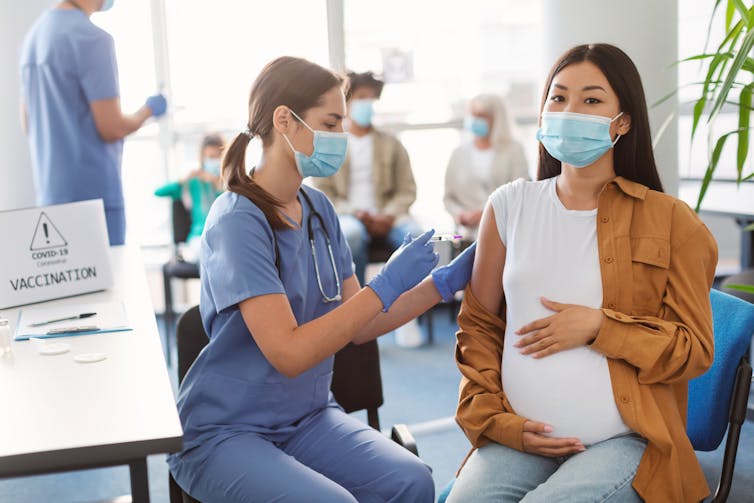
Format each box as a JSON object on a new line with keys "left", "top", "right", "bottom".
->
{"left": 430, "top": 234, "right": 463, "bottom": 242}
{"left": 29, "top": 312, "right": 97, "bottom": 327}
{"left": 46, "top": 325, "right": 100, "bottom": 335}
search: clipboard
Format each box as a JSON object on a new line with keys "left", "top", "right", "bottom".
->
{"left": 14, "top": 301, "right": 132, "bottom": 341}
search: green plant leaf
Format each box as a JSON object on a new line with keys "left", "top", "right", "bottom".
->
{"left": 717, "top": 18, "right": 744, "bottom": 55}
{"left": 744, "top": 222, "right": 754, "bottom": 231}
{"left": 679, "top": 53, "right": 731, "bottom": 63}
{"left": 732, "top": 0, "right": 750, "bottom": 25}
{"left": 697, "top": 128, "right": 744, "bottom": 210}
{"left": 743, "top": 171, "right": 754, "bottom": 181}
{"left": 737, "top": 83, "right": 754, "bottom": 177}
{"left": 692, "top": 97, "right": 707, "bottom": 142}
{"left": 724, "top": 283, "right": 754, "bottom": 293}
{"left": 709, "top": 29, "right": 754, "bottom": 122}
{"left": 651, "top": 81, "right": 727, "bottom": 109}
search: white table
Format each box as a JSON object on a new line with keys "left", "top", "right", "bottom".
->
{"left": 0, "top": 246, "right": 183, "bottom": 502}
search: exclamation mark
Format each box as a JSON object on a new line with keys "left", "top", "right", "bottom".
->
{"left": 43, "top": 223, "right": 49, "bottom": 244}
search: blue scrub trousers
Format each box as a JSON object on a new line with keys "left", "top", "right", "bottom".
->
{"left": 104, "top": 207, "right": 125, "bottom": 246}
{"left": 172, "top": 406, "right": 434, "bottom": 502}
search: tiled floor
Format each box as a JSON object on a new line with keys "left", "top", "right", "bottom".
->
{"left": 1, "top": 304, "right": 752, "bottom": 502}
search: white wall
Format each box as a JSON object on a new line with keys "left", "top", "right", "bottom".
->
{"left": 542, "top": 0, "right": 679, "bottom": 196}
{"left": 0, "top": 0, "right": 52, "bottom": 211}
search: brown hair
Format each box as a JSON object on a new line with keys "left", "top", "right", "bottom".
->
{"left": 222, "top": 56, "right": 346, "bottom": 229}
{"left": 347, "top": 71, "right": 384, "bottom": 99}
{"left": 198, "top": 132, "right": 225, "bottom": 165}
{"left": 537, "top": 44, "right": 664, "bottom": 192}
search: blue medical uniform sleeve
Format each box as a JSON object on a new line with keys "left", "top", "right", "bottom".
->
{"left": 76, "top": 31, "right": 119, "bottom": 102}
{"left": 203, "top": 210, "right": 285, "bottom": 313}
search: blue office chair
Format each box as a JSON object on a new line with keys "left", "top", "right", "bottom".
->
{"left": 688, "top": 289, "right": 754, "bottom": 502}
{"left": 438, "top": 289, "right": 754, "bottom": 503}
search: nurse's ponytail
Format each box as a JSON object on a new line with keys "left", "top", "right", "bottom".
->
{"left": 222, "top": 128, "right": 287, "bottom": 229}
{"left": 222, "top": 56, "right": 346, "bottom": 230}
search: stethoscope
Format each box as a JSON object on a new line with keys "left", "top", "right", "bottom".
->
{"left": 271, "top": 188, "right": 342, "bottom": 303}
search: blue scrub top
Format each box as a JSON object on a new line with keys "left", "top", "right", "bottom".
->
{"left": 175, "top": 186, "right": 354, "bottom": 453}
{"left": 19, "top": 8, "right": 124, "bottom": 211}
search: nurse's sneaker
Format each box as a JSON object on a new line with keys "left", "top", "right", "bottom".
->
{"left": 394, "top": 318, "right": 425, "bottom": 347}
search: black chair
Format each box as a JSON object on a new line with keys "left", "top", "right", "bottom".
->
{"left": 162, "top": 200, "right": 200, "bottom": 365}
{"left": 169, "top": 306, "right": 417, "bottom": 503}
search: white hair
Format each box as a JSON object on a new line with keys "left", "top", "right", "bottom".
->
{"left": 471, "top": 94, "right": 519, "bottom": 148}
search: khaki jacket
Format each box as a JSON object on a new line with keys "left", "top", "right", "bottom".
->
{"left": 312, "top": 129, "right": 416, "bottom": 218}
{"left": 455, "top": 176, "right": 717, "bottom": 503}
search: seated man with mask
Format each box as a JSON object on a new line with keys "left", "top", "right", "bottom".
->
{"left": 313, "top": 71, "right": 421, "bottom": 285}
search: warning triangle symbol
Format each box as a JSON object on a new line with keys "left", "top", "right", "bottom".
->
{"left": 30, "top": 212, "right": 68, "bottom": 251}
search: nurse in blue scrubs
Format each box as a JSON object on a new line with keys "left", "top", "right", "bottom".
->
{"left": 167, "top": 56, "right": 476, "bottom": 503}
{"left": 19, "top": 0, "right": 167, "bottom": 245}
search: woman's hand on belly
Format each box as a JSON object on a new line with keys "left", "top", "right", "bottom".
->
{"left": 514, "top": 298, "right": 604, "bottom": 358}
{"left": 522, "top": 420, "right": 585, "bottom": 457}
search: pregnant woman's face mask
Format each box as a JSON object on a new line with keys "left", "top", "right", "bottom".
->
{"left": 536, "top": 111, "right": 624, "bottom": 168}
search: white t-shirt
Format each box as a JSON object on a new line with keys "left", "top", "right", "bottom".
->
{"left": 469, "top": 145, "right": 495, "bottom": 180}
{"left": 489, "top": 177, "right": 630, "bottom": 445}
{"left": 347, "top": 133, "right": 376, "bottom": 212}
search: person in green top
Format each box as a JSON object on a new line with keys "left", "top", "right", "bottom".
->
{"left": 155, "top": 133, "right": 225, "bottom": 262}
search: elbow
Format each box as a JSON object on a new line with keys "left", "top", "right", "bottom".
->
{"left": 271, "top": 358, "right": 304, "bottom": 379}
{"left": 268, "top": 352, "right": 307, "bottom": 379}
{"left": 98, "top": 128, "right": 126, "bottom": 143}
{"left": 95, "top": 120, "right": 130, "bottom": 142}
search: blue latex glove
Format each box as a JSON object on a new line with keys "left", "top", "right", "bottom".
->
{"left": 431, "top": 241, "right": 476, "bottom": 302}
{"left": 368, "top": 229, "right": 440, "bottom": 311}
{"left": 145, "top": 94, "right": 167, "bottom": 118}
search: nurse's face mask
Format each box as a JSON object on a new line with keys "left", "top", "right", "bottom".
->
{"left": 536, "top": 110, "right": 624, "bottom": 168}
{"left": 100, "top": 0, "right": 115, "bottom": 11}
{"left": 282, "top": 109, "right": 349, "bottom": 178}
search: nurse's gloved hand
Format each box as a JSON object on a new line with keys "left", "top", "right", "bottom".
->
{"left": 431, "top": 241, "right": 476, "bottom": 302}
{"left": 145, "top": 94, "right": 167, "bottom": 118}
{"left": 368, "top": 229, "right": 439, "bottom": 312}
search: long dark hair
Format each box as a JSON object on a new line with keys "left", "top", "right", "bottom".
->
{"left": 222, "top": 56, "right": 346, "bottom": 229}
{"left": 537, "top": 44, "right": 664, "bottom": 192}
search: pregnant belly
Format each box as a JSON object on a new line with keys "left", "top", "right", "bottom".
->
{"left": 501, "top": 346, "right": 630, "bottom": 445}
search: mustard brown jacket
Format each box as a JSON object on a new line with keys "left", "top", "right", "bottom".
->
{"left": 455, "top": 176, "right": 718, "bottom": 503}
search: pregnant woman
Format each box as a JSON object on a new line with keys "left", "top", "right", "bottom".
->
{"left": 446, "top": 43, "right": 717, "bottom": 503}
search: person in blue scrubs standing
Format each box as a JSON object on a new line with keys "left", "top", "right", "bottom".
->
{"left": 19, "top": 0, "right": 167, "bottom": 245}
{"left": 167, "top": 56, "right": 476, "bottom": 503}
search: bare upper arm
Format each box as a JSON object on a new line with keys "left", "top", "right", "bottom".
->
{"left": 470, "top": 200, "right": 506, "bottom": 314}
{"left": 239, "top": 293, "right": 299, "bottom": 368}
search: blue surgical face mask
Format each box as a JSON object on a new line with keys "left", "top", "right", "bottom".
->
{"left": 203, "top": 158, "right": 221, "bottom": 176}
{"left": 100, "top": 0, "right": 115, "bottom": 11}
{"left": 349, "top": 99, "right": 375, "bottom": 128}
{"left": 536, "top": 111, "right": 623, "bottom": 168}
{"left": 282, "top": 109, "right": 349, "bottom": 178}
{"left": 464, "top": 116, "right": 490, "bottom": 138}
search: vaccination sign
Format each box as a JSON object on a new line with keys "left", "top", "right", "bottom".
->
{"left": 0, "top": 200, "right": 113, "bottom": 309}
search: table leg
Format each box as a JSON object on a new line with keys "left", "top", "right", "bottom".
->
{"left": 129, "top": 458, "right": 150, "bottom": 503}
{"left": 162, "top": 265, "right": 173, "bottom": 366}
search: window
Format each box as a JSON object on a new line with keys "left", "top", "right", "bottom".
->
{"left": 344, "top": 0, "right": 542, "bottom": 226}
{"left": 97, "top": 0, "right": 330, "bottom": 246}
